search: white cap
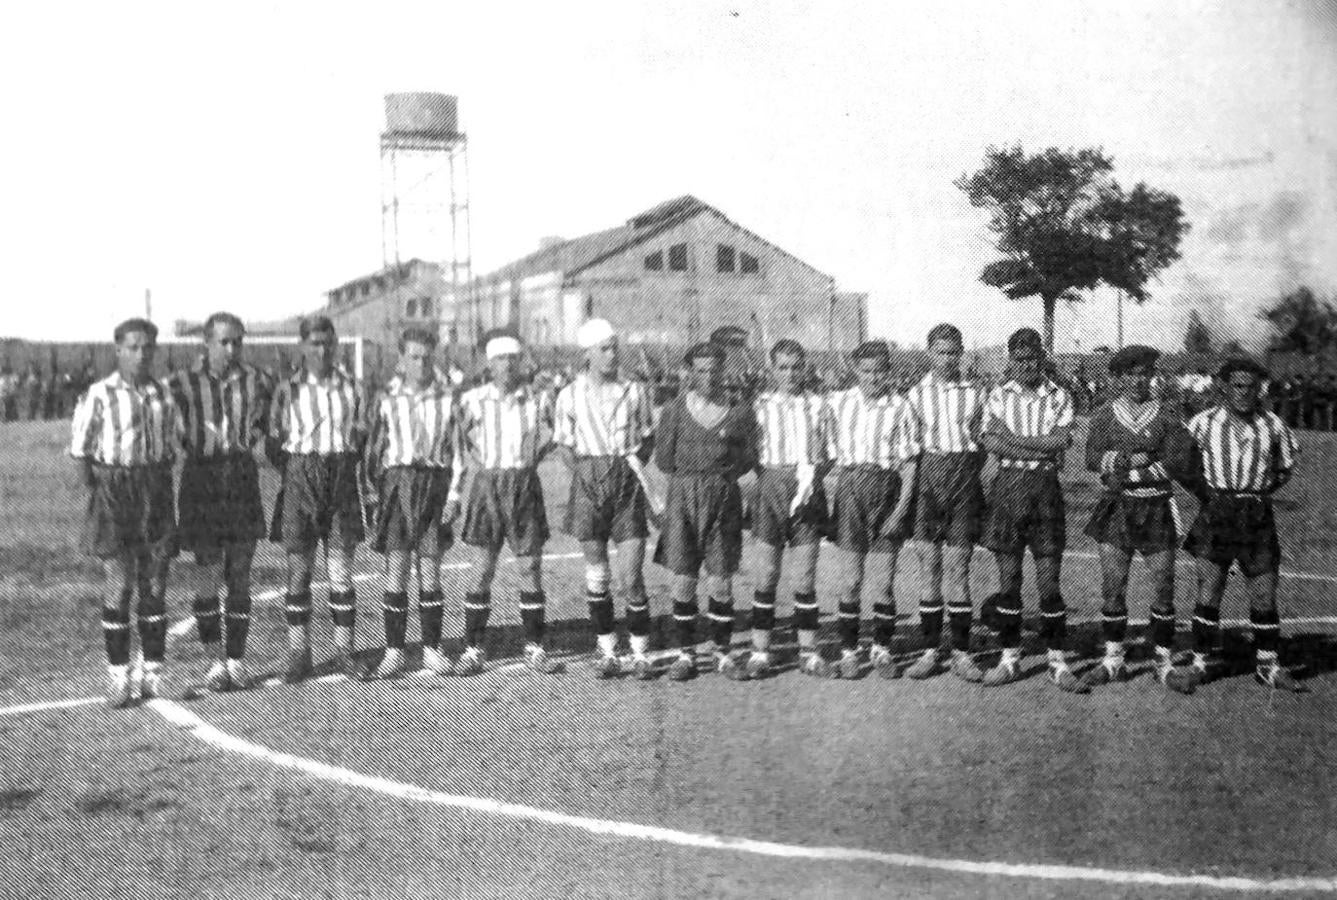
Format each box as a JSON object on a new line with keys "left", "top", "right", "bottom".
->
{"left": 576, "top": 318, "right": 616, "bottom": 349}
{"left": 485, "top": 335, "right": 522, "bottom": 360}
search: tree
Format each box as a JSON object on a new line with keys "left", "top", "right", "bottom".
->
{"left": 956, "top": 146, "right": 1189, "bottom": 352}
{"left": 1183, "top": 310, "right": 1214, "bottom": 355}
{"left": 1258, "top": 286, "right": 1337, "bottom": 356}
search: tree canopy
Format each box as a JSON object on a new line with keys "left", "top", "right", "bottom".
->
{"left": 956, "top": 146, "right": 1189, "bottom": 352}
{"left": 1183, "top": 310, "right": 1213, "bottom": 355}
{"left": 1259, "top": 286, "right": 1337, "bottom": 356}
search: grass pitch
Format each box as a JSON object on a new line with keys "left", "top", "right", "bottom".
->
{"left": 0, "top": 418, "right": 1334, "bottom": 899}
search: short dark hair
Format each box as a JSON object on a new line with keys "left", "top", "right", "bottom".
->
{"left": 1007, "top": 328, "right": 1043, "bottom": 357}
{"left": 299, "top": 315, "right": 336, "bottom": 341}
{"left": 926, "top": 323, "right": 963, "bottom": 348}
{"left": 1217, "top": 356, "right": 1269, "bottom": 382}
{"left": 113, "top": 318, "right": 158, "bottom": 344}
{"left": 399, "top": 327, "right": 438, "bottom": 351}
{"left": 203, "top": 311, "right": 245, "bottom": 339}
{"left": 684, "top": 342, "right": 726, "bottom": 366}
{"left": 769, "top": 339, "right": 806, "bottom": 363}
{"left": 851, "top": 340, "right": 890, "bottom": 364}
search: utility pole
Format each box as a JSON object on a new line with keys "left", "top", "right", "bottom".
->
{"left": 145, "top": 288, "right": 152, "bottom": 321}
{"left": 1116, "top": 288, "right": 1124, "bottom": 350}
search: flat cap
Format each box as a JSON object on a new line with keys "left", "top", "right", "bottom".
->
{"left": 1108, "top": 344, "right": 1160, "bottom": 375}
{"left": 1217, "top": 356, "right": 1269, "bottom": 381}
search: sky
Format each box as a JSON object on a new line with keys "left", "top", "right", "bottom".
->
{"left": 1, "top": 0, "right": 1334, "bottom": 351}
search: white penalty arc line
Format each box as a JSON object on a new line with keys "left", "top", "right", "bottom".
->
{"left": 0, "top": 696, "right": 103, "bottom": 718}
{"left": 145, "top": 698, "right": 1336, "bottom": 894}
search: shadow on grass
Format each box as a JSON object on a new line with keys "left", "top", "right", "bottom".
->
{"left": 298, "top": 612, "right": 1337, "bottom": 686}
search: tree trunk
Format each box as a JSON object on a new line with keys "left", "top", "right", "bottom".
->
{"left": 1042, "top": 293, "right": 1057, "bottom": 354}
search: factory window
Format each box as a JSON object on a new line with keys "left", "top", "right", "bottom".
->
{"left": 420, "top": 297, "right": 433, "bottom": 317}
{"left": 361, "top": 282, "right": 371, "bottom": 297}
{"left": 668, "top": 243, "right": 688, "bottom": 272}
{"left": 740, "top": 252, "right": 760, "bottom": 275}
{"left": 406, "top": 299, "right": 418, "bottom": 318}
{"left": 644, "top": 251, "right": 663, "bottom": 271}
{"left": 716, "top": 244, "right": 736, "bottom": 273}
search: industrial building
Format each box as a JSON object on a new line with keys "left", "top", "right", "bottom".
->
{"left": 465, "top": 195, "right": 866, "bottom": 352}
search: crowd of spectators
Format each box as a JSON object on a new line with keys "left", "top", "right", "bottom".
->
{"left": 0, "top": 362, "right": 96, "bottom": 423}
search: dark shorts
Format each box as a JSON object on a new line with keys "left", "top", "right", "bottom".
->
{"left": 178, "top": 454, "right": 265, "bottom": 563}
{"left": 750, "top": 466, "right": 828, "bottom": 547}
{"left": 461, "top": 467, "right": 548, "bottom": 557}
{"left": 830, "top": 466, "right": 906, "bottom": 554}
{"left": 80, "top": 463, "right": 176, "bottom": 560}
{"left": 1084, "top": 492, "right": 1178, "bottom": 556}
{"left": 373, "top": 466, "right": 455, "bottom": 556}
{"left": 911, "top": 452, "right": 985, "bottom": 546}
{"left": 563, "top": 456, "right": 648, "bottom": 544}
{"left": 658, "top": 473, "right": 743, "bottom": 576}
{"left": 271, "top": 453, "right": 365, "bottom": 554}
{"left": 1184, "top": 494, "right": 1280, "bottom": 577}
{"left": 983, "top": 467, "right": 1065, "bottom": 558}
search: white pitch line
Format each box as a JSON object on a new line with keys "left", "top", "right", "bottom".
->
{"left": 0, "top": 696, "right": 103, "bottom": 718}
{"left": 147, "top": 698, "right": 1337, "bottom": 893}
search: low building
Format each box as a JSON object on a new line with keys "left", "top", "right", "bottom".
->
{"left": 320, "top": 258, "right": 456, "bottom": 348}
{"left": 465, "top": 195, "right": 866, "bottom": 352}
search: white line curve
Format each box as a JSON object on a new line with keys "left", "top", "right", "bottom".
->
{"left": 145, "top": 698, "right": 1337, "bottom": 893}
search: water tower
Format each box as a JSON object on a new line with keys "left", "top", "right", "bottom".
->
{"left": 380, "top": 92, "right": 472, "bottom": 345}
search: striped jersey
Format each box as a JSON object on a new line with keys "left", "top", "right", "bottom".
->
{"left": 169, "top": 361, "right": 273, "bottom": 459}
{"left": 904, "top": 372, "right": 983, "bottom": 455}
{"left": 269, "top": 368, "right": 364, "bottom": 455}
{"left": 1186, "top": 406, "right": 1297, "bottom": 492}
{"left": 982, "top": 379, "right": 1074, "bottom": 470}
{"left": 824, "top": 387, "right": 918, "bottom": 468}
{"left": 459, "top": 381, "right": 553, "bottom": 470}
{"left": 69, "top": 372, "right": 179, "bottom": 466}
{"left": 553, "top": 374, "right": 653, "bottom": 457}
{"left": 753, "top": 390, "right": 826, "bottom": 466}
{"left": 371, "top": 376, "right": 460, "bottom": 469}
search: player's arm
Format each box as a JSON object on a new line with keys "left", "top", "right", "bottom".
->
{"left": 1268, "top": 418, "right": 1299, "bottom": 494}
{"left": 653, "top": 398, "right": 680, "bottom": 475}
{"left": 882, "top": 457, "right": 918, "bottom": 539}
{"left": 526, "top": 390, "right": 557, "bottom": 467}
{"left": 1165, "top": 421, "right": 1209, "bottom": 502}
{"left": 264, "top": 380, "right": 290, "bottom": 469}
{"left": 363, "top": 393, "right": 387, "bottom": 488}
{"left": 442, "top": 401, "right": 466, "bottom": 524}
{"left": 550, "top": 384, "right": 577, "bottom": 470}
{"left": 630, "top": 381, "right": 656, "bottom": 463}
{"left": 68, "top": 388, "right": 101, "bottom": 491}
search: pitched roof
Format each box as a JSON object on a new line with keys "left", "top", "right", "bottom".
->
{"left": 481, "top": 195, "right": 710, "bottom": 284}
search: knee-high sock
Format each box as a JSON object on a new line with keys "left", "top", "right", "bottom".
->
{"left": 418, "top": 589, "right": 444, "bottom": 649}
{"left": 224, "top": 588, "right": 252, "bottom": 660}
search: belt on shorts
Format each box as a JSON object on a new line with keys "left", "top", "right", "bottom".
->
{"left": 998, "top": 459, "right": 1058, "bottom": 472}
{"left": 187, "top": 451, "right": 255, "bottom": 465}
{"left": 838, "top": 463, "right": 891, "bottom": 474}
{"left": 1211, "top": 488, "right": 1268, "bottom": 497}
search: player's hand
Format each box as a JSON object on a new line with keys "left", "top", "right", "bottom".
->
{"left": 1129, "top": 451, "right": 1151, "bottom": 467}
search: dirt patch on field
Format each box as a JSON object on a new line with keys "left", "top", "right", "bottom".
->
{"left": 75, "top": 785, "right": 183, "bottom": 821}
{"left": 0, "top": 787, "right": 41, "bottom": 814}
